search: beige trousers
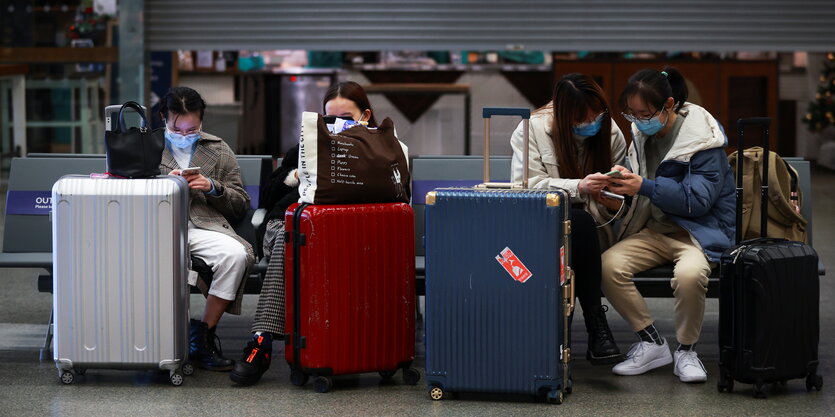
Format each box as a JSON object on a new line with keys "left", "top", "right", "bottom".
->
{"left": 601, "top": 228, "right": 711, "bottom": 345}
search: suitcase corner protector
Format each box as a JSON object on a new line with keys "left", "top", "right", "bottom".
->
{"left": 546, "top": 193, "right": 560, "bottom": 207}
{"left": 426, "top": 191, "right": 437, "bottom": 205}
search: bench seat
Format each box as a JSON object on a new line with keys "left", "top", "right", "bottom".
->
{"left": 0, "top": 252, "right": 52, "bottom": 269}
{"left": 410, "top": 155, "right": 824, "bottom": 299}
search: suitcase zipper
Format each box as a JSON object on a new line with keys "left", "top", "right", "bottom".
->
{"left": 729, "top": 245, "right": 748, "bottom": 264}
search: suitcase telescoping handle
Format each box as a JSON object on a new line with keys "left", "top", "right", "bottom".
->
{"left": 735, "top": 117, "right": 771, "bottom": 244}
{"left": 482, "top": 107, "right": 531, "bottom": 188}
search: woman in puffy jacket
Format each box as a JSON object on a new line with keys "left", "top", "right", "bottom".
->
{"left": 602, "top": 67, "right": 735, "bottom": 383}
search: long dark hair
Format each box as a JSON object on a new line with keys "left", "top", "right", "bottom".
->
{"left": 322, "top": 81, "right": 377, "bottom": 127}
{"left": 158, "top": 86, "right": 206, "bottom": 122}
{"left": 618, "top": 66, "right": 689, "bottom": 115}
{"left": 541, "top": 73, "right": 612, "bottom": 179}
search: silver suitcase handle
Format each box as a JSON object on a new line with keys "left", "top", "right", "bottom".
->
{"left": 481, "top": 107, "right": 531, "bottom": 189}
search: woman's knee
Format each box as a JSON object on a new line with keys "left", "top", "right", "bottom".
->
{"left": 600, "top": 250, "right": 629, "bottom": 285}
{"left": 670, "top": 267, "right": 709, "bottom": 294}
{"left": 220, "top": 242, "right": 249, "bottom": 268}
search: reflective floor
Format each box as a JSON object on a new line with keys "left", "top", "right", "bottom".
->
{"left": 1, "top": 167, "right": 833, "bottom": 417}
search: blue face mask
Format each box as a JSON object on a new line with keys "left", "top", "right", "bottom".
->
{"left": 165, "top": 128, "right": 201, "bottom": 149}
{"left": 634, "top": 110, "right": 668, "bottom": 136}
{"left": 572, "top": 112, "right": 605, "bottom": 138}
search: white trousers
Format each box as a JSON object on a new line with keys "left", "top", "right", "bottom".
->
{"left": 187, "top": 222, "right": 248, "bottom": 301}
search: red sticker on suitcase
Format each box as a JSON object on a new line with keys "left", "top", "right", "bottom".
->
{"left": 496, "top": 247, "right": 533, "bottom": 283}
{"left": 560, "top": 246, "right": 566, "bottom": 285}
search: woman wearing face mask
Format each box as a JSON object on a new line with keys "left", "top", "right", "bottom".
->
{"left": 510, "top": 73, "right": 627, "bottom": 365}
{"left": 158, "top": 86, "right": 254, "bottom": 372}
{"left": 231, "top": 81, "right": 378, "bottom": 385}
{"left": 602, "top": 67, "right": 735, "bottom": 383}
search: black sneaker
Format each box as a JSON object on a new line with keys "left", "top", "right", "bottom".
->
{"left": 230, "top": 333, "right": 272, "bottom": 385}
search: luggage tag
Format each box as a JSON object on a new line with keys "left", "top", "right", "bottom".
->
{"left": 495, "top": 247, "right": 533, "bottom": 283}
{"left": 560, "top": 246, "right": 566, "bottom": 285}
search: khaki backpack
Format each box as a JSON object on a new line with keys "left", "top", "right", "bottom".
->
{"left": 728, "top": 147, "right": 807, "bottom": 242}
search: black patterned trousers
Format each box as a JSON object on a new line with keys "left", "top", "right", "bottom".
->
{"left": 251, "top": 218, "right": 285, "bottom": 335}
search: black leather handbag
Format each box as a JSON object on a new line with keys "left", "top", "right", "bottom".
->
{"left": 104, "top": 101, "right": 165, "bottom": 178}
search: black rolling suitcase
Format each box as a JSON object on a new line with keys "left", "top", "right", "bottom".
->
{"left": 717, "top": 117, "right": 822, "bottom": 398}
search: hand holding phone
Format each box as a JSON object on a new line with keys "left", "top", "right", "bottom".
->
{"left": 605, "top": 170, "right": 625, "bottom": 179}
{"left": 180, "top": 167, "right": 201, "bottom": 176}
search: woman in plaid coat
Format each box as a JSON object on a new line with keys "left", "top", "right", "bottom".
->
{"left": 158, "top": 87, "right": 254, "bottom": 372}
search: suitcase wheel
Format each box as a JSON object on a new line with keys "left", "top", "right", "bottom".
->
{"left": 429, "top": 386, "right": 445, "bottom": 401}
{"left": 717, "top": 370, "right": 734, "bottom": 393}
{"left": 379, "top": 370, "right": 396, "bottom": 382}
{"left": 402, "top": 368, "right": 420, "bottom": 386}
{"left": 546, "top": 389, "right": 563, "bottom": 405}
{"left": 182, "top": 362, "right": 194, "bottom": 377}
{"left": 806, "top": 374, "right": 823, "bottom": 392}
{"left": 313, "top": 376, "right": 333, "bottom": 393}
{"left": 290, "top": 369, "right": 308, "bottom": 386}
{"left": 59, "top": 371, "right": 74, "bottom": 385}
{"left": 752, "top": 380, "right": 767, "bottom": 399}
{"left": 170, "top": 371, "right": 184, "bottom": 386}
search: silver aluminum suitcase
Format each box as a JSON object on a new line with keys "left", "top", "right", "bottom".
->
{"left": 52, "top": 175, "right": 191, "bottom": 385}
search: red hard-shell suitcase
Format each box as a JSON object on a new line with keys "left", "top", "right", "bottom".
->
{"left": 284, "top": 202, "right": 420, "bottom": 393}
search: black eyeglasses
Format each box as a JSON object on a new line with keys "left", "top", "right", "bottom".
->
{"left": 621, "top": 107, "right": 663, "bottom": 124}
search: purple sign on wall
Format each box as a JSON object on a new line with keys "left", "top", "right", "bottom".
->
{"left": 6, "top": 191, "right": 53, "bottom": 215}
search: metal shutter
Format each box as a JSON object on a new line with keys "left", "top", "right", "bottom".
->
{"left": 146, "top": 0, "right": 835, "bottom": 51}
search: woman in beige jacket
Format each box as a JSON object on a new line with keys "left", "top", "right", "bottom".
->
{"left": 510, "top": 73, "right": 627, "bottom": 365}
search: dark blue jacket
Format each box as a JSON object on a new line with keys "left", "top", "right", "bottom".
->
{"left": 619, "top": 103, "right": 735, "bottom": 262}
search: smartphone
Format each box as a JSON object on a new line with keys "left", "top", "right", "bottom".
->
{"left": 180, "top": 167, "right": 201, "bottom": 176}
{"left": 605, "top": 170, "right": 625, "bottom": 179}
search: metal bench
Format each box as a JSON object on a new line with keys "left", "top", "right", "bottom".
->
{"left": 1, "top": 153, "right": 274, "bottom": 294}
{"left": 410, "top": 155, "right": 824, "bottom": 298}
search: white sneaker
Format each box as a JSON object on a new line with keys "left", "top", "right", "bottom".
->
{"left": 612, "top": 338, "right": 673, "bottom": 376}
{"left": 674, "top": 350, "right": 708, "bottom": 383}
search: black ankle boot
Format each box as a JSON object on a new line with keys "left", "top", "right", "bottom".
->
{"left": 230, "top": 333, "right": 273, "bottom": 386}
{"left": 189, "top": 319, "right": 234, "bottom": 371}
{"left": 585, "top": 305, "right": 626, "bottom": 365}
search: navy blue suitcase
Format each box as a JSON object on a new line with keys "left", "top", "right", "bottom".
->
{"left": 424, "top": 108, "right": 573, "bottom": 404}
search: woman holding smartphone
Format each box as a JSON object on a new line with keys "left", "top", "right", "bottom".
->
{"left": 602, "top": 67, "right": 734, "bottom": 383}
{"left": 158, "top": 86, "right": 254, "bottom": 372}
{"left": 510, "top": 73, "right": 627, "bottom": 365}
